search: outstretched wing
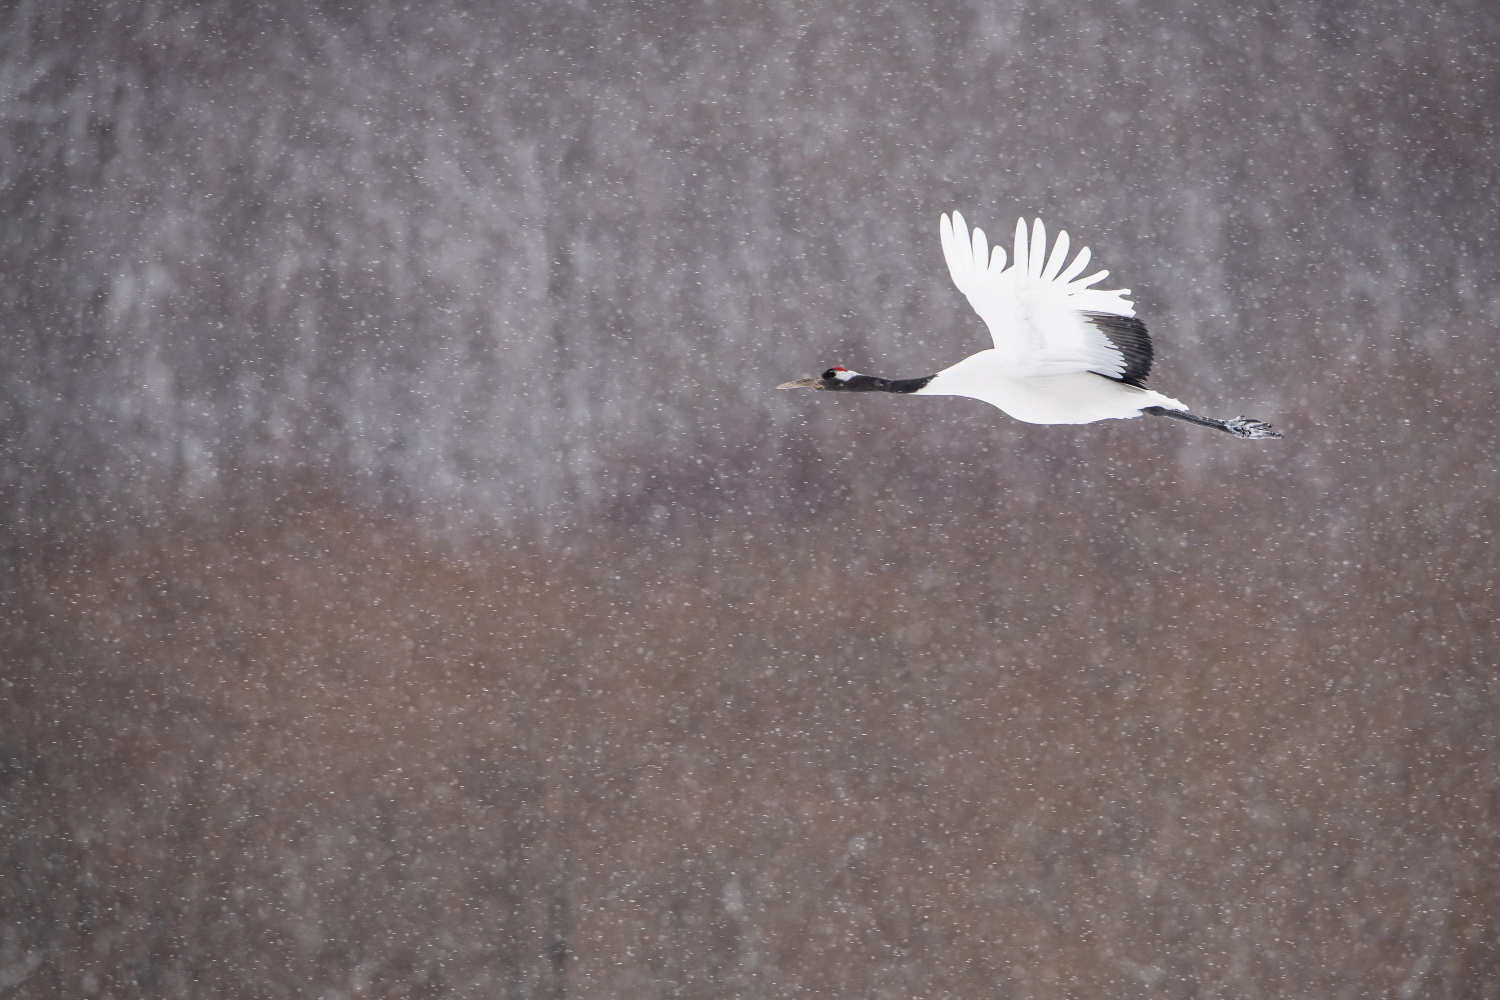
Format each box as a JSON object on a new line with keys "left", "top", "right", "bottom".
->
{"left": 939, "top": 212, "right": 1150, "bottom": 384}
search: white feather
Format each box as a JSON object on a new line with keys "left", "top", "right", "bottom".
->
{"left": 931, "top": 212, "right": 1185, "bottom": 423}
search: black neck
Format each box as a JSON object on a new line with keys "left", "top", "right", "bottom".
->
{"left": 835, "top": 374, "right": 936, "bottom": 393}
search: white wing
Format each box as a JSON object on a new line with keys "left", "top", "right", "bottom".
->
{"left": 940, "top": 212, "right": 1139, "bottom": 381}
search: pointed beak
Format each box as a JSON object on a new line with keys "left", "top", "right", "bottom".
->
{"left": 777, "top": 376, "right": 824, "bottom": 389}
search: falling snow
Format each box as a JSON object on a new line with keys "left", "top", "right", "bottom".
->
{"left": 2, "top": 1, "right": 1498, "bottom": 997}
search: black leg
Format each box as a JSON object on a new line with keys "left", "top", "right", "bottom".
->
{"left": 1142, "top": 406, "right": 1283, "bottom": 439}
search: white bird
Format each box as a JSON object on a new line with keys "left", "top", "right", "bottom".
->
{"left": 779, "top": 212, "right": 1282, "bottom": 439}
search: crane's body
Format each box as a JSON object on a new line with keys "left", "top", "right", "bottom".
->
{"left": 779, "top": 212, "right": 1281, "bottom": 440}
{"left": 917, "top": 351, "right": 1183, "bottom": 425}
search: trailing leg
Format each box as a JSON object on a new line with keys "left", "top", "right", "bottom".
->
{"left": 1142, "top": 406, "right": 1283, "bottom": 439}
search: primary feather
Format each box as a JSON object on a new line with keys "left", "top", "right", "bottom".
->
{"left": 927, "top": 212, "right": 1186, "bottom": 423}
{"left": 938, "top": 212, "right": 1137, "bottom": 381}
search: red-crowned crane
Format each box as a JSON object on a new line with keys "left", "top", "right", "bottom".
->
{"left": 779, "top": 212, "right": 1282, "bottom": 439}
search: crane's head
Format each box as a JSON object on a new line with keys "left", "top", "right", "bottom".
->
{"left": 777, "top": 366, "right": 871, "bottom": 391}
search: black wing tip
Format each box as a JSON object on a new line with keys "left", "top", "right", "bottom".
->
{"left": 1084, "top": 312, "right": 1153, "bottom": 388}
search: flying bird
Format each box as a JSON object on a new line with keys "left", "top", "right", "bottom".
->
{"left": 779, "top": 212, "right": 1282, "bottom": 439}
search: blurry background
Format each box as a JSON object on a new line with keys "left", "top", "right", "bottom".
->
{"left": 3, "top": 0, "right": 1498, "bottom": 996}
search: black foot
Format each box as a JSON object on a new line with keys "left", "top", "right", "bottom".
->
{"left": 1223, "top": 416, "right": 1283, "bottom": 440}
